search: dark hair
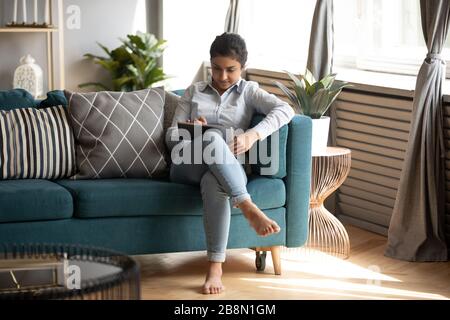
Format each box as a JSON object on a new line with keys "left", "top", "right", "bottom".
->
{"left": 210, "top": 33, "right": 248, "bottom": 67}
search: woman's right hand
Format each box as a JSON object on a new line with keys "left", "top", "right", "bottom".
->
{"left": 187, "top": 116, "right": 207, "bottom": 125}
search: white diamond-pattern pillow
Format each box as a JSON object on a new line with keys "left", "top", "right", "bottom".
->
{"left": 65, "top": 88, "right": 168, "bottom": 179}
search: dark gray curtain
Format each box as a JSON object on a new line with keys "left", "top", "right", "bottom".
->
{"left": 225, "top": 0, "right": 240, "bottom": 33}
{"left": 385, "top": 0, "right": 450, "bottom": 262}
{"left": 306, "top": 0, "right": 334, "bottom": 80}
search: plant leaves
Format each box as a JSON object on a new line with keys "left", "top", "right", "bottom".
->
{"left": 330, "top": 80, "right": 352, "bottom": 92}
{"left": 294, "top": 85, "right": 312, "bottom": 115}
{"left": 78, "top": 82, "right": 110, "bottom": 91}
{"left": 274, "top": 69, "right": 353, "bottom": 118}
{"left": 273, "top": 80, "right": 302, "bottom": 114}
{"left": 80, "top": 32, "right": 169, "bottom": 91}
{"left": 113, "top": 76, "right": 135, "bottom": 89}
{"left": 320, "top": 84, "right": 351, "bottom": 116}
{"left": 95, "top": 60, "right": 120, "bottom": 72}
{"left": 311, "top": 88, "right": 330, "bottom": 118}
{"left": 96, "top": 42, "right": 111, "bottom": 57}
{"left": 110, "top": 46, "right": 132, "bottom": 64}
{"left": 320, "top": 73, "right": 337, "bottom": 89}
{"left": 127, "top": 34, "right": 146, "bottom": 50}
{"left": 307, "top": 81, "right": 324, "bottom": 96}
{"left": 83, "top": 53, "right": 107, "bottom": 61}
{"left": 144, "top": 67, "right": 166, "bottom": 88}
{"left": 298, "top": 74, "right": 311, "bottom": 91}
{"left": 285, "top": 71, "right": 305, "bottom": 90}
{"left": 126, "top": 64, "right": 139, "bottom": 78}
{"left": 304, "top": 68, "right": 316, "bottom": 85}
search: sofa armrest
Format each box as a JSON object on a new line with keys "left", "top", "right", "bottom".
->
{"left": 285, "top": 115, "right": 312, "bottom": 247}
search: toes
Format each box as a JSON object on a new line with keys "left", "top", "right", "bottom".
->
{"left": 252, "top": 218, "right": 281, "bottom": 236}
{"left": 263, "top": 226, "right": 273, "bottom": 236}
{"left": 255, "top": 225, "right": 265, "bottom": 236}
{"left": 271, "top": 221, "right": 281, "bottom": 233}
{"left": 261, "top": 223, "right": 281, "bottom": 236}
{"left": 259, "top": 226, "right": 269, "bottom": 236}
{"left": 210, "top": 286, "right": 220, "bottom": 294}
{"left": 203, "top": 284, "right": 224, "bottom": 294}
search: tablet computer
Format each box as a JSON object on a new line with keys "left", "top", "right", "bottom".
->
{"left": 177, "top": 121, "right": 232, "bottom": 139}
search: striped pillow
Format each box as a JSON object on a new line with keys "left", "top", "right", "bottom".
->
{"left": 0, "top": 106, "right": 75, "bottom": 179}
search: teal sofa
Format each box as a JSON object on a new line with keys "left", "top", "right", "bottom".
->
{"left": 0, "top": 89, "right": 312, "bottom": 274}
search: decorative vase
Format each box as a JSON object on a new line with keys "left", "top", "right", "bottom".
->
{"left": 311, "top": 116, "right": 330, "bottom": 156}
{"left": 13, "top": 54, "right": 44, "bottom": 99}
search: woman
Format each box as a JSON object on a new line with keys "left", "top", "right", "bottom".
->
{"left": 166, "top": 33, "right": 295, "bottom": 294}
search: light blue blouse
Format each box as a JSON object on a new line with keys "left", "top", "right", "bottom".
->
{"left": 166, "top": 78, "right": 295, "bottom": 149}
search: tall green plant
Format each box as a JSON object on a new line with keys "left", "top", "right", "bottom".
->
{"left": 274, "top": 69, "right": 351, "bottom": 119}
{"left": 79, "top": 32, "right": 168, "bottom": 92}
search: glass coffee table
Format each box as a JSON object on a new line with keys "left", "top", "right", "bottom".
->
{"left": 0, "top": 244, "right": 140, "bottom": 300}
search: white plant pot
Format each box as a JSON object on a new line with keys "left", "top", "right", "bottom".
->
{"left": 311, "top": 116, "right": 330, "bottom": 156}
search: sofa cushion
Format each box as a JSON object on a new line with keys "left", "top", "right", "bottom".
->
{"left": 0, "top": 105, "right": 76, "bottom": 179}
{"left": 0, "top": 179, "right": 73, "bottom": 223}
{"left": 250, "top": 114, "right": 288, "bottom": 179}
{"left": 0, "top": 89, "right": 37, "bottom": 111}
{"left": 65, "top": 88, "right": 168, "bottom": 179}
{"left": 55, "top": 175, "right": 285, "bottom": 219}
{"left": 38, "top": 90, "right": 67, "bottom": 108}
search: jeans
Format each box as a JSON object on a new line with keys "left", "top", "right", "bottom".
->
{"left": 170, "top": 131, "right": 251, "bottom": 262}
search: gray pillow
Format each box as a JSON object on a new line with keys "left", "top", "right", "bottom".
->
{"left": 163, "top": 91, "right": 181, "bottom": 132}
{"left": 65, "top": 88, "right": 168, "bottom": 179}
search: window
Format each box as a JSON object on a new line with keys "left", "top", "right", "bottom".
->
{"left": 162, "top": 0, "right": 450, "bottom": 89}
{"left": 239, "top": 0, "right": 316, "bottom": 73}
{"left": 163, "top": 0, "right": 228, "bottom": 90}
{"left": 334, "top": 0, "right": 450, "bottom": 78}
{"left": 163, "top": 0, "right": 316, "bottom": 88}
{"left": 132, "top": 0, "right": 147, "bottom": 34}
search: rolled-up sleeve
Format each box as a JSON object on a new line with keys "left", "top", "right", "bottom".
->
{"left": 245, "top": 82, "right": 295, "bottom": 140}
{"left": 165, "top": 87, "right": 193, "bottom": 151}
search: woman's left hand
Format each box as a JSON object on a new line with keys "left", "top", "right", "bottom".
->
{"left": 229, "top": 130, "right": 260, "bottom": 155}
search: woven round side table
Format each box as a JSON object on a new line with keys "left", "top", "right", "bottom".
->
{"left": 307, "top": 147, "right": 351, "bottom": 259}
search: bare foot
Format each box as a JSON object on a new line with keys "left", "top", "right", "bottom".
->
{"left": 238, "top": 200, "right": 281, "bottom": 236}
{"left": 202, "top": 262, "right": 225, "bottom": 295}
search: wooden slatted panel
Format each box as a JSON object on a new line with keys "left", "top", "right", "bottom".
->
{"left": 334, "top": 89, "right": 412, "bottom": 235}
{"left": 444, "top": 100, "right": 450, "bottom": 249}
{"left": 245, "top": 68, "right": 449, "bottom": 244}
{"left": 245, "top": 68, "right": 409, "bottom": 235}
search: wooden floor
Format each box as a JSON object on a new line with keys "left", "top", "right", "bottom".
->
{"left": 133, "top": 225, "right": 450, "bottom": 300}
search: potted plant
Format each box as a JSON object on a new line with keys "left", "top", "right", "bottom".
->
{"left": 79, "top": 32, "right": 168, "bottom": 91}
{"left": 273, "top": 69, "right": 351, "bottom": 155}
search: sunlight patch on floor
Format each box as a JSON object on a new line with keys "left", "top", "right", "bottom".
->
{"left": 241, "top": 249, "right": 399, "bottom": 282}
{"left": 239, "top": 277, "right": 449, "bottom": 300}
{"left": 257, "top": 285, "right": 398, "bottom": 300}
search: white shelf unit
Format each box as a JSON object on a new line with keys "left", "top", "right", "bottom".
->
{"left": 0, "top": 0, "right": 65, "bottom": 90}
